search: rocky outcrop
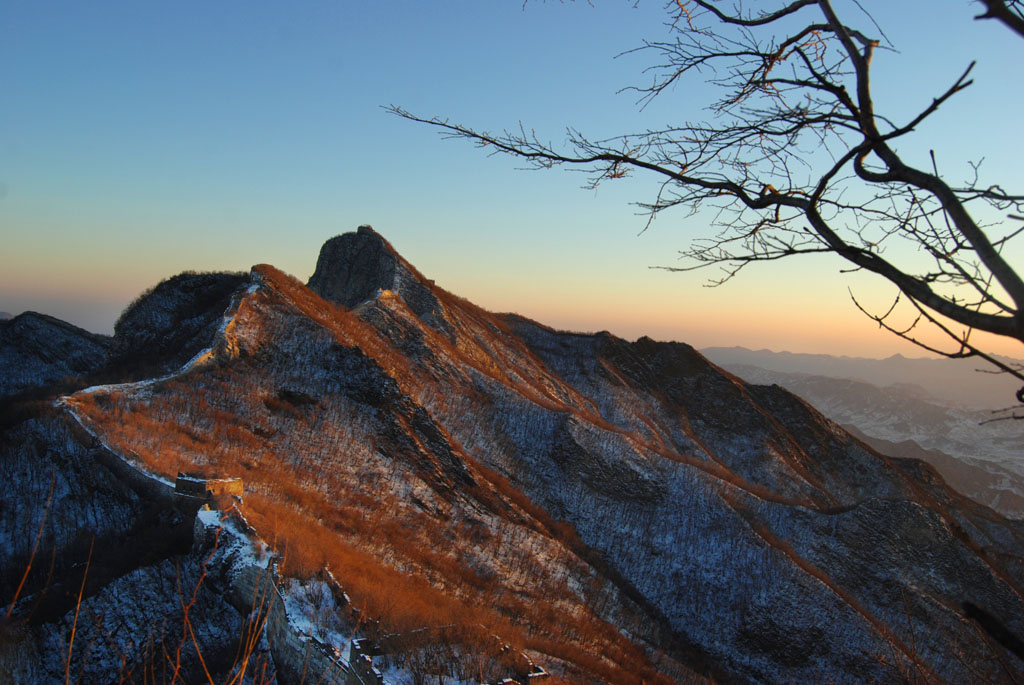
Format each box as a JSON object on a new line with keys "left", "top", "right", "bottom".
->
{"left": 308, "top": 226, "right": 453, "bottom": 338}
{"left": 308, "top": 226, "right": 398, "bottom": 309}
{"left": 0, "top": 312, "right": 110, "bottom": 398}
{"left": 193, "top": 511, "right": 351, "bottom": 683}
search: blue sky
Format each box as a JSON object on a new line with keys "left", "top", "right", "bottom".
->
{"left": 2, "top": 1, "right": 1021, "bottom": 357}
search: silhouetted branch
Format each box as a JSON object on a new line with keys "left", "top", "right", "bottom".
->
{"left": 975, "top": 0, "right": 1024, "bottom": 38}
{"left": 393, "top": 0, "right": 1024, "bottom": 402}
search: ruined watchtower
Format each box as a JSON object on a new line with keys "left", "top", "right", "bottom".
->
{"left": 175, "top": 472, "right": 244, "bottom": 500}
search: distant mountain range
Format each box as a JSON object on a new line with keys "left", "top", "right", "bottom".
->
{"left": 3, "top": 227, "right": 1024, "bottom": 682}
{"left": 702, "top": 346, "right": 1023, "bottom": 410}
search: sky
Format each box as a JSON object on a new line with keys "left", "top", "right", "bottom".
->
{"left": 2, "top": 1, "right": 1022, "bottom": 359}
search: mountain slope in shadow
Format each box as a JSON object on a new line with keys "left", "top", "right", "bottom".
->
{"left": 5, "top": 226, "right": 1024, "bottom": 682}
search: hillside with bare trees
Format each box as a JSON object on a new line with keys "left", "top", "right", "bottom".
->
{"left": 4, "top": 226, "right": 1024, "bottom": 682}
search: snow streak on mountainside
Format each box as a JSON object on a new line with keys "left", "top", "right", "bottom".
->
{"left": 6, "top": 226, "right": 1024, "bottom": 682}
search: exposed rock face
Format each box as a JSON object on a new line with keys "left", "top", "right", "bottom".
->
{"left": 308, "top": 225, "right": 453, "bottom": 338}
{"left": 0, "top": 312, "right": 110, "bottom": 398}
{"left": 112, "top": 270, "right": 247, "bottom": 376}
{"left": 307, "top": 225, "right": 395, "bottom": 308}
{"left": 8, "top": 227, "right": 1024, "bottom": 683}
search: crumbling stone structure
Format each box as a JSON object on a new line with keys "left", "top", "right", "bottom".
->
{"left": 175, "top": 472, "right": 243, "bottom": 499}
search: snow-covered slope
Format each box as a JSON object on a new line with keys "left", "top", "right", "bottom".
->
{"left": 112, "top": 270, "right": 248, "bottom": 378}
{"left": 5, "top": 227, "right": 1024, "bottom": 683}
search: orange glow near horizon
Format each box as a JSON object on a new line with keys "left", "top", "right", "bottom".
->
{"left": 467, "top": 273, "right": 1024, "bottom": 361}
{"left": 4, "top": 232, "right": 1022, "bottom": 363}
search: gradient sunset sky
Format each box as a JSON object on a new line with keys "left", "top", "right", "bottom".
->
{"left": 3, "top": 1, "right": 1022, "bottom": 358}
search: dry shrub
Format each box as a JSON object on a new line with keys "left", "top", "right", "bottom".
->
{"left": 70, "top": 381, "right": 677, "bottom": 682}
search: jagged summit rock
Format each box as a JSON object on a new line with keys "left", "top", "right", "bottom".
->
{"left": 308, "top": 226, "right": 452, "bottom": 336}
{"left": 307, "top": 226, "right": 395, "bottom": 309}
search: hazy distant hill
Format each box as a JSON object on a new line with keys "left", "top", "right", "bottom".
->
{"left": 843, "top": 424, "right": 1024, "bottom": 519}
{"left": 702, "top": 346, "right": 1022, "bottom": 410}
{"left": 707, "top": 360, "right": 1024, "bottom": 518}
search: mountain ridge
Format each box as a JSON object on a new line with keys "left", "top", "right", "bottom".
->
{"left": 703, "top": 345, "right": 1023, "bottom": 410}
{"left": 4, "top": 227, "right": 1024, "bottom": 682}
{"left": 0, "top": 311, "right": 111, "bottom": 399}
{"left": 715, "top": 361, "right": 1024, "bottom": 518}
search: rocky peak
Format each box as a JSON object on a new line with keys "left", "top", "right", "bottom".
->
{"left": 308, "top": 226, "right": 399, "bottom": 308}
{"left": 308, "top": 226, "right": 453, "bottom": 337}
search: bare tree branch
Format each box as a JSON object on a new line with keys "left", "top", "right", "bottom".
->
{"left": 975, "top": 0, "right": 1024, "bottom": 38}
{"left": 391, "top": 0, "right": 1024, "bottom": 404}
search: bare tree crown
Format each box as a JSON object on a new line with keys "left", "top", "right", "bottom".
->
{"left": 391, "top": 0, "right": 1024, "bottom": 412}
